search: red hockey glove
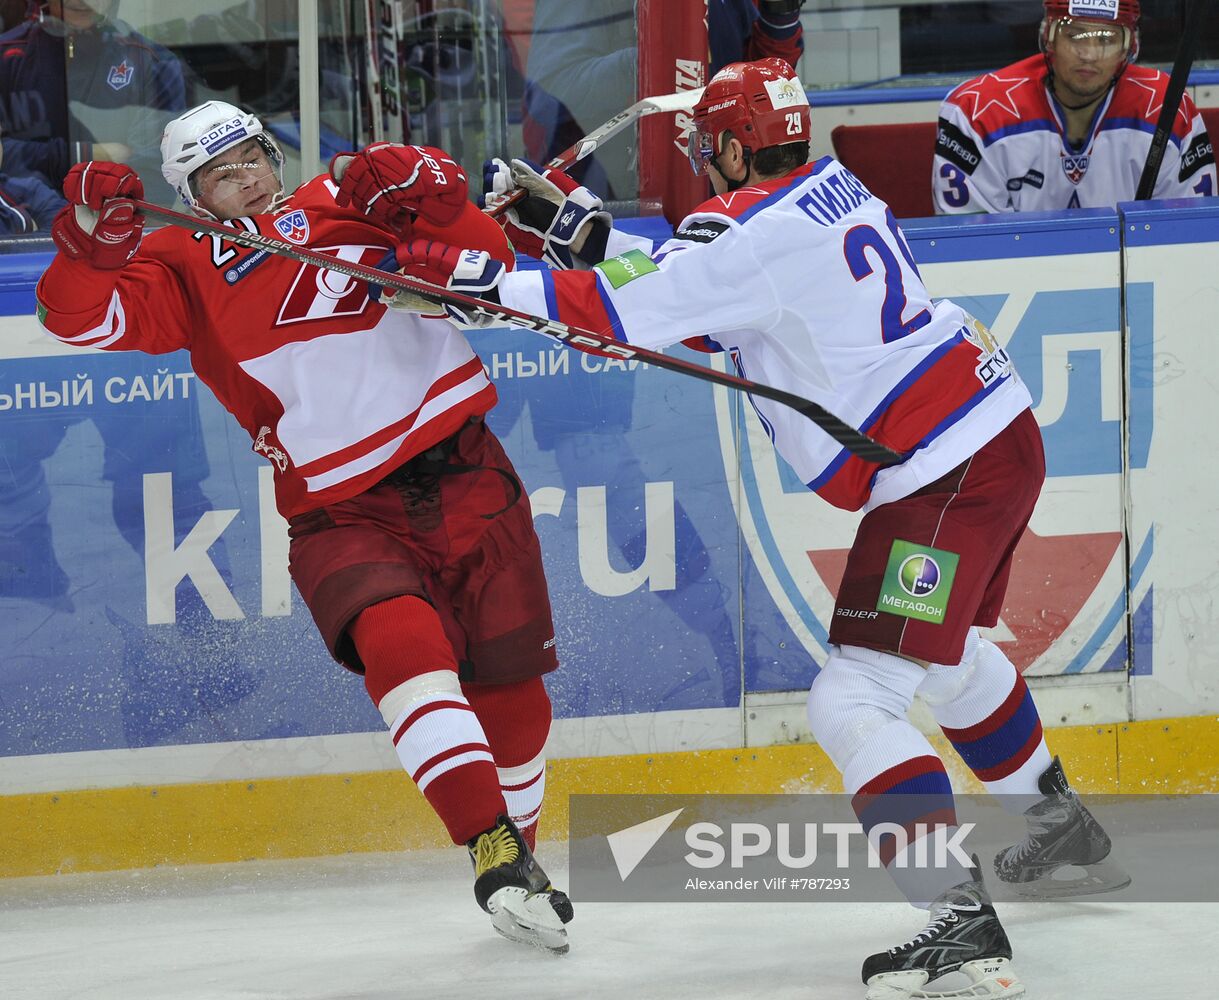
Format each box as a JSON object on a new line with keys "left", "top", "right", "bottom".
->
{"left": 371, "top": 238, "right": 505, "bottom": 329}
{"left": 51, "top": 162, "right": 145, "bottom": 269}
{"left": 330, "top": 142, "right": 469, "bottom": 233}
{"left": 481, "top": 157, "right": 611, "bottom": 268}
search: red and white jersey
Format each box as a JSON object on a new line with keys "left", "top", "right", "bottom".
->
{"left": 934, "top": 56, "right": 1216, "bottom": 213}
{"left": 495, "top": 159, "right": 1033, "bottom": 512}
{"left": 36, "top": 177, "right": 513, "bottom": 518}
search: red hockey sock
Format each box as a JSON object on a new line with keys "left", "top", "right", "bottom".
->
{"left": 351, "top": 596, "right": 506, "bottom": 845}
{"left": 464, "top": 677, "right": 552, "bottom": 849}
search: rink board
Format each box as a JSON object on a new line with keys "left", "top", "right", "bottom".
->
{"left": 2, "top": 201, "right": 1219, "bottom": 873}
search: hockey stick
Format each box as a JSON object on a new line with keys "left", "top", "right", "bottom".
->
{"left": 362, "top": 0, "right": 385, "bottom": 143}
{"left": 129, "top": 198, "right": 902, "bottom": 466}
{"left": 1134, "top": 0, "right": 1213, "bottom": 200}
{"left": 484, "top": 87, "right": 706, "bottom": 219}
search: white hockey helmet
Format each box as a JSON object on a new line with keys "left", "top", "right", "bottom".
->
{"left": 160, "top": 101, "right": 284, "bottom": 213}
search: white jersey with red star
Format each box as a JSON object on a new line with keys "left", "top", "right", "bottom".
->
{"left": 36, "top": 177, "right": 513, "bottom": 518}
{"left": 934, "top": 55, "right": 1216, "bottom": 213}
{"left": 494, "top": 159, "right": 1033, "bottom": 513}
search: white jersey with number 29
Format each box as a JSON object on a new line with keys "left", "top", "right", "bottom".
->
{"left": 494, "top": 157, "right": 1033, "bottom": 512}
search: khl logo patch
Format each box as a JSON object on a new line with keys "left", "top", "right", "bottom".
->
{"left": 274, "top": 210, "right": 310, "bottom": 245}
{"left": 1062, "top": 153, "right": 1090, "bottom": 185}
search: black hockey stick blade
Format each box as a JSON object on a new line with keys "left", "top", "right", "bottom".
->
{"left": 130, "top": 198, "right": 903, "bottom": 467}
{"left": 1134, "top": 0, "right": 1213, "bottom": 200}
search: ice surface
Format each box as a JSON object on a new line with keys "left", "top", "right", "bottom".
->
{"left": 0, "top": 846, "right": 1210, "bottom": 1000}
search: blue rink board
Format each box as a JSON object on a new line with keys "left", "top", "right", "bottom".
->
{"left": 0, "top": 203, "right": 1167, "bottom": 757}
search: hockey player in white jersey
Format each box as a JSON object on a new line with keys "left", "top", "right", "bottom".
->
{"left": 934, "top": 0, "right": 1215, "bottom": 213}
{"left": 349, "top": 57, "right": 1127, "bottom": 998}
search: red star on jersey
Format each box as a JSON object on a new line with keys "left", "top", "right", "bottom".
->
{"left": 1126, "top": 75, "right": 1189, "bottom": 128}
{"left": 718, "top": 186, "right": 768, "bottom": 210}
{"left": 952, "top": 72, "right": 1029, "bottom": 123}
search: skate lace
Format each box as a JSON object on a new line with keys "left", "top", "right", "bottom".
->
{"left": 890, "top": 904, "right": 964, "bottom": 956}
{"left": 1008, "top": 835, "right": 1042, "bottom": 866}
{"left": 472, "top": 825, "right": 520, "bottom": 876}
{"left": 1006, "top": 796, "right": 1074, "bottom": 866}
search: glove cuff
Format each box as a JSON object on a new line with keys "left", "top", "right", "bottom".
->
{"left": 444, "top": 250, "right": 506, "bottom": 329}
{"left": 574, "top": 217, "right": 612, "bottom": 266}
{"left": 543, "top": 188, "right": 608, "bottom": 270}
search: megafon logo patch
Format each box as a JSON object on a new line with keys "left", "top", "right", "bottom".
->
{"left": 201, "top": 118, "right": 249, "bottom": 156}
{"left": 710, "top": 280, "right": 1147, "bottom": 677}
{"left": 878, "top": 541, "right": 958, "bottom": 625}
{"left": 900, "top": 553, "right": 941, "bottom": 597}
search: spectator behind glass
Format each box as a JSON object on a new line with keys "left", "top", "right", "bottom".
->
{"left": 0, "top": 1, "right": 188, "bottom": 204}
{"left": 0, "top": 125, "right": 63, "bottom": 233}
{"left": 517, "top": 0, "right": 805, "bottom": 200}
{"left": 1, "top": 0, "right": 31, "bottom": 32}
{"left": 933, "top": 0, "right": 1216, "bottom": 213}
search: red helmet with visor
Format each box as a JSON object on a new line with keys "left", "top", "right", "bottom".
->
{"left": 687, "top": 58, "right": 811, "bottom": 178}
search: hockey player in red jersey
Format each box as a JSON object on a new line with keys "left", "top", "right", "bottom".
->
{"left": 35, "top": 101, "right": 573, "bottom": 954}
{"left": 346, "top": 58, "right": 1129, "bottom": 997}
{"left": 934, "top": 0, "right": 1215, "bottom": 213}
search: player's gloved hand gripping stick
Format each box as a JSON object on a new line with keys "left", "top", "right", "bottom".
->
{"left": 483, "top": 88, "right": 707, "bottom": 221}
{"left": 124, "top": 196, "right": 903, "bottom": 467}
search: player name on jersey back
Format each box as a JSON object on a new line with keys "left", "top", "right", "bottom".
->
{"left": 795, "top": 169, "right": 875, "bottom": 226}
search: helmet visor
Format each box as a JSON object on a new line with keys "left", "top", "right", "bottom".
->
{"left": 1054, "top": 18, "right": 1131, "bottom": 57}
{"left": 687, "top": 126, "right": 717, "bottom": 176}
{"left": 191, "top": 137, "right": 284, "bottom": 218}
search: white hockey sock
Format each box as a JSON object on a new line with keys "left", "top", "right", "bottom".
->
{"left": 379, "top": 670, "right": 504, "bottom": 844}
{"left": 808, "top": 646, "right": 972, "bottom": 905}
{"left": 920, "top": 629, "right": 1052, "bottom": 803}
{"left": 498, "top": 749, "right": 546, "bottom": 838}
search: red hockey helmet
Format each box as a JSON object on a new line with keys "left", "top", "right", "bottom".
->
{"left": 1040, "top": 0, "right": 1140, "bottom": 64}
{"left": 687, "top": 58, "right": 811, "bottom": 177}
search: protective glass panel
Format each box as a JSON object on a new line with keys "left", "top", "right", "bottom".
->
{"left": 358, "top": 0, "right": 642, "bottom": 203}
{"left": 0, "top": 1, "right": 303, "bottom": 237}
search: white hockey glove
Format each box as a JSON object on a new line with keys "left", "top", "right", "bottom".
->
{"left": 481, "top": 157, "right": 612, "bottom": 268}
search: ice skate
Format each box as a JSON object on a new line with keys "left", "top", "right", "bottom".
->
{"left": 993, "top": 756, "right": 1130, "bottom": 898}
{"left": 863, "top": 860, "right": 1025, "bottom": 999}
{"left": 468, "top": 815, "right": 573, "bottom": 955}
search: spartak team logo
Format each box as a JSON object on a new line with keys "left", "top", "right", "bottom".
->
{"left": 1062, "top": 153, "right": 1090, "bottom": 185}
{"left": 274, "top": 210, "right": 310, "bottom": 245}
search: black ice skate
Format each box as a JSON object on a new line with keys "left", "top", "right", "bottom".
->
{"left": 468, "top": 815, "right": 574, "bottom": 955}
{"left": 993, "top": 756, "right": 1131, "bottom": 898}
{"left": 862, "top": 860, "right": 1024, "bottom": 999}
